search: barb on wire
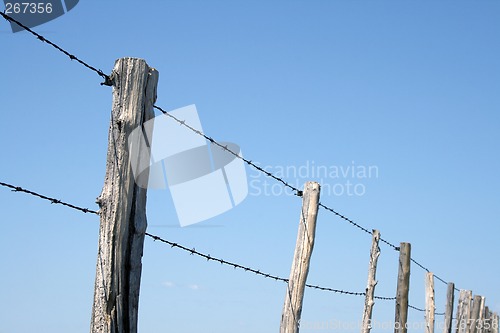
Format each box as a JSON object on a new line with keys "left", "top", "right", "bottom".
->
{"left": 0, "top": 181, "right": 99, "bottom": 215}
{"left": 153, "top": 105, "right": 303, "bottom": 197}
{"left": 0, "top": 12, "right": 112, "bottom": 86}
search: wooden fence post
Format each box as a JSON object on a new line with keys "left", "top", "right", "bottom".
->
{"left": 484, "top": 308, "right": 497, "bottom": 333}
{"left": 492, "top": 313, "right": 499, "bottom": 333}
{"left": 394, "top": 242, "right": 411, "bottom": 333}
{"left": 425, "top": 272, "right": 436, "bottom": 333}
{"left": 484, "top": 308, "right": 491, "bottom": 333}
{"left": 478, "top": 297, "right": 486, "bottom": 333}
{"left": 456, "top": 290, "right": 472, "bottom": 333}
{"left": 90, "top": 58, "right": 159, "bottom": 333}
{"left": 443, "top": 282, "right": 455, "bottom": 333}
{"left": 470, "top": 295, "right": 483, "bottom": 333}
{"left": 361, "top": 229, "right": 381, "bottom": 333}
{"left": 280, "top": 181, "right": 321, "bottom": 333}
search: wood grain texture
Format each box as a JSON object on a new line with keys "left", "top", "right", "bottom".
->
{"left": 90, "top": 58, "right": 158, "bottom": 333}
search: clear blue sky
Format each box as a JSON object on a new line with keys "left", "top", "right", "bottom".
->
{"left": 1, "top": 1, "right": 499, "bottom": 333}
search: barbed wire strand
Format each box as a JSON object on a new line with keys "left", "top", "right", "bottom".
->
{"left": 408, "top": 304, "right": 446, "bottom": 316}
{"left": 0, "top": 12, "right": 112, "bottom": 86}
{"left": 152, "top": 105, "right": 303, "bottom": 196}
{"left": 410, "top": 257, "right": 450, "bottom": 289}
{"left": 0, "top": 181, "right": 99, "bottom": 215}
{"left": 0, "top": 12, "right": 456, "bottom": 292}
{"left": 145, "top": 232, "right": 390, "bottom": 298}
{"left": 408, "top": 304, "right": 425, "bottom": 312}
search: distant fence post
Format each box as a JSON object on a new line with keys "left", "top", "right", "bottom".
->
{"left": 90, "top": 58, "right": 159, "bottom": 333}
{"left": 425, "top": 272, "right": 436, "bottom": 333}
{"left": 492, "top": 313, "right": 499, "bottom": 333}
{"left": 456, "top": 290, "right": 472, "bottom": 333}
{"left": 394, "top": 242, "right": 411, "bottom": 333}
{"left": 280, "top": 181, "right": 321, "bottom": 333}
{"left": 361, "top": 229, "right": 381, "bottom": 333}
{"left": 470, "top": 295, "right": 483, "bottom": 333}
{"left": 478, "top": 297, "right": 486, "bottom": 333}
{"left": 443, "top": 282, "right": 455, "bottom": 333}
{"left": 484, "top": 308, "right": 491, "bottom": 333}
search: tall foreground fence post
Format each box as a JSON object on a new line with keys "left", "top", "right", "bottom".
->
{"left": 90, "top": 58, "right": 159, "bottom": 333}
{"left": 425, "top": 272, "right": 436, "bottom": 333}
{"left": 443, "top": 282, "right": 455, "bottom": 333}
{"left": 394, "top": 242, "right": 411, "bottom": 333}
{"left": 280, "top": 182, "right": 321, "bottom": 333}
{"left": 361, "top": 229, "right": 381, "bottom": 333}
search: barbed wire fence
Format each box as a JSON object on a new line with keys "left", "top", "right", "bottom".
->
{"left": 0, "top": 11, "right": 473, "bottom": 326}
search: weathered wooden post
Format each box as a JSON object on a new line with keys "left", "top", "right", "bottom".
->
{"left": 443, "top": 282, "right": 455, "bottom": 333}
{"left": 280, "top": 181, "right": 320, "bottom": 333}
{"left": 425, "top": 272, "right": 436, "bottom": 333}
{"left": 361, "top": 229, "right": 381, "bottom": 333}
{"left": 470, "top": 295, "right": 483, "bottom": 333}
{"left": 484, "top": 308, "right": 491, "bottom": 333}
{"left": 478, "top": 297, "right": 486, "bottom": 333}
{"left": 485, "top": 308, "right": 497, "bottom": 333}
{"left": 394, "top": 242, "right": 411, "bottom": 333}
{"left": 456, "top": 290, "right": 472, "bottom": 333}
{"left": 492, "top": 312, "right": 499, "bottom": 333}
{"left": 90, "top": 58, "right": 158, "bottom": 333}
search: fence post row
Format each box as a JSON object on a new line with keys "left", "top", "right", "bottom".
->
{"left": 361, "top": 229, "right": 381, "bottom": 333}
{"left": 484, "top": 308, "right": 499, "bottom": 333}
{"left": 90, "top": 58, "right": 158, "bottom": 333}
{"left": 280, "top": 181, "right": 321, "bottom": 333}
{"left": 394, "top": 242, "right": 411, "bottom": 333}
